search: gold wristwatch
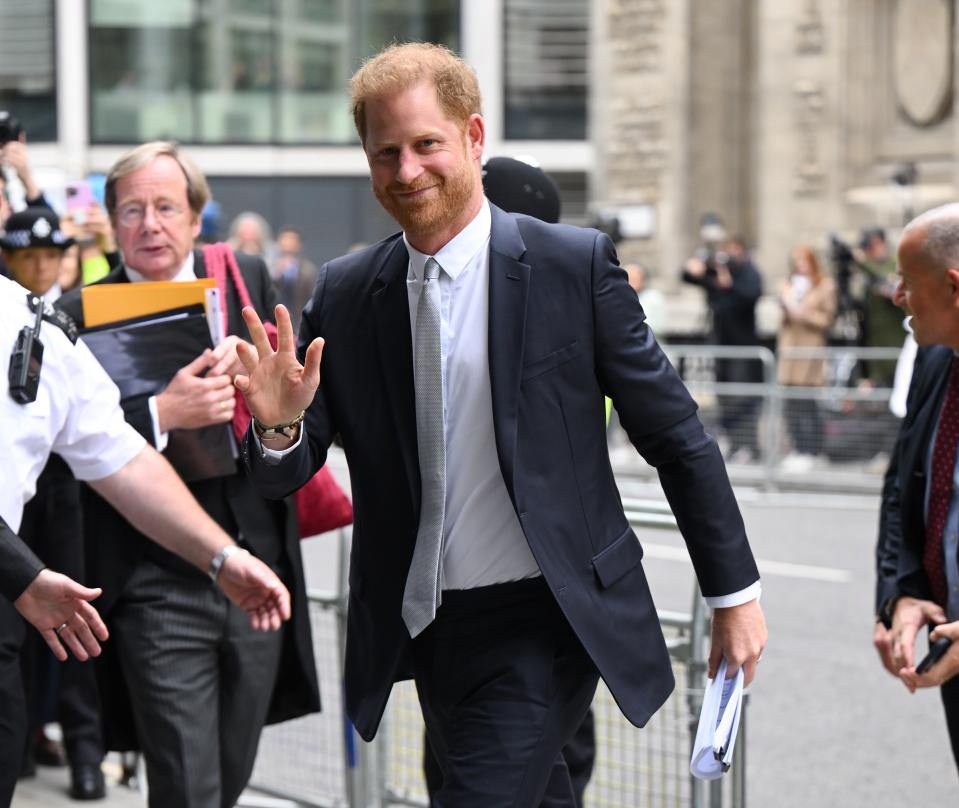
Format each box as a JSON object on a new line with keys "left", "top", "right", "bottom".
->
{"left": 253, "top": 410, "right": 305, "bottom": 441}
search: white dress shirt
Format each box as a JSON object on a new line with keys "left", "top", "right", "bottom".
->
{"left": 404, "top": 201, "right": 539, "bottom": 589}
{"left": 1, "top": 275, "right": 145, "bottom": 532}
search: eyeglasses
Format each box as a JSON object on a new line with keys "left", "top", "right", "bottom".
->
{"left": 116, "top": 201, "right": 185, "bottom": 227}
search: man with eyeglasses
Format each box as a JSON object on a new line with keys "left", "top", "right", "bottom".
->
{"left": 55, "top": 142, "right": 319, "bottom": 808}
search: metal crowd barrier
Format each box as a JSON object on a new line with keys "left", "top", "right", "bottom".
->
{"left": 611, "top": 344, "right": 904, "bottom": 489}
{"left": 246, "top": 511, "right": 745, "bottom": 808}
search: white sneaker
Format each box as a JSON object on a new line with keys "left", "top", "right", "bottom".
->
{"left": 727, "top": 447, "right": 755, "bottom": 465}
{"left": 780, "top": 453, "right": 815, "bottom": 473}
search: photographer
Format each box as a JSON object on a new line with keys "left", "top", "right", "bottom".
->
{"left": 682, "top": 225, "right": 763, "bottom": 463}
{"left": 0, "top": 112, "right": 52, "bottom": 212}
{"left": 829, "top": 229, "right": 903, "bottom": 380}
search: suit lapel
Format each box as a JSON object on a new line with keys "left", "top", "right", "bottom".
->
{"left": 487, "top": 205, "right": 530, "bottom": 495}
{"left": 903, "top": 348, "right": 952, "bottom": 537}
{"left": 372, "top": 239, "right": 421, "bottom": 516}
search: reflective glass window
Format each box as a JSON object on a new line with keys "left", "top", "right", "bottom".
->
{"left": 0, "top": 0, "right": 57, "bottom": 142}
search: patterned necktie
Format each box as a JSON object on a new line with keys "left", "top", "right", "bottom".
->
{"left": 402, "top": 257, "right": 447, "bottom": 637}
{"left": 924, "top": 357, "right": 959, "bottom": 606}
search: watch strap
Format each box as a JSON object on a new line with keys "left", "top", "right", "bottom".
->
{"left": 253, "top": 410, "right": 305, "bottom": 440}
{"left": 208, "top": 545, "right": 249, "bottom": 584}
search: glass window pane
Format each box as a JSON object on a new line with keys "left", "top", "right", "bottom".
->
{"left": 358, "top": 0, "right": 460, "bottom": 62}
{"left": 195, "top": 5, "right": 275, "bottom": 144}
{"left": 90, "top": 0, "right": 196, "bottom": 143}
{"left": 504, "top": 0, "right": 588, "bottom": 140}
{"left": 90, "top": 0, "right": 461, "bottom": 145}
{"left": 276, "top": 0, "right": 352, "bottom": 142}
{"left": 0, "top": 0, "right": 57, "bottom": 142}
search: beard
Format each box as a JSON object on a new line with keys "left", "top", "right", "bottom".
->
{"left": 373, "top": 158, "right": 477, "bottom": 241}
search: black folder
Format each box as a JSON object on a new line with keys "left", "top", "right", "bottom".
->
{"left": 80, "top": 306, "right": 236, "bottom": 482}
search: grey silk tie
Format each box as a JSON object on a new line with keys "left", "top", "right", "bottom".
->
{"left": 402, "top": 257, "right": 447, "bottom": 637}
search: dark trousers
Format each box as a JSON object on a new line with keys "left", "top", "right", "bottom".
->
{"left": 941, "top": 675, "right": 959, "bottom": 773}
{"left": 715, "top": 357, "right": 761, "bottom": 453}
{"left": 784, "top": 397, "right": 823, "bottom": 456}
{"left": 18, "top": 458, "right": 103, "bottom": 767}
{"left": 0, "top": 600, "right": 26, "bottom": 808}
{"left": 111, "top": 557, "right": 283, "bottom": 808}
{"left": 424, "top": 709, "right": 596, "bottom": 807}
{"left": 412, "top": 577, "right": 599, "bottom": 808}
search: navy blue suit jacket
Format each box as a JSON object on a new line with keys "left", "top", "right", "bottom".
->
{"left": 245, "top": 204, "right": 759, "bottom": 741}
{"left": 877, "top": 345, "right": 953, "bottom": 611}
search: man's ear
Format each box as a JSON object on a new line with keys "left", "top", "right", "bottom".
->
{"left": 466, "top": 113, "right": 485, "bottom": 159}
{"left": 947, "top": 267, "right": 959, "bottom": 296}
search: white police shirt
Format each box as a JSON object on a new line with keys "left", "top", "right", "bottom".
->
{"left": 0, "top": 274, "right": 145, "bottom": 533}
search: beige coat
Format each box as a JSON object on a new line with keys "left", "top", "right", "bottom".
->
{"left": 776, "top": 275, "right": 838, "bottom": 386}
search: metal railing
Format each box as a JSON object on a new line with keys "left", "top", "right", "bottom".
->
{"left": 246, "top": 511, "right": 745, "bottom": 808}
{"left": 610, "top": 344, "right": 904, "bottom": 490}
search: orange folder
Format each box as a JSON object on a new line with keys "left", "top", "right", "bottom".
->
{"left": 81, "top": 279, "right": 217, "bottom": 327}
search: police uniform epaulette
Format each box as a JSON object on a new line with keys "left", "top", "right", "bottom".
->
{"left": 26, "top": 294, "right": 79, "bottom": 345}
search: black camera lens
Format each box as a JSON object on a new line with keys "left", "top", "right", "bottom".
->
{"left": 0, "top": 111, "right": 23, "bottom": 146}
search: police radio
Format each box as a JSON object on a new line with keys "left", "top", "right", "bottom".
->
{"left": 8, "top": 295, "right": 44, "bottom": 404}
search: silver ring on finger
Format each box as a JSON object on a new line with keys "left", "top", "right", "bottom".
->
{"left": 55, "top": 622, "right": 68, "bottom": 636}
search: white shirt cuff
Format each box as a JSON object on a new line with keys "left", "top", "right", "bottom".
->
{"left": 253, "top": 423, "right": 305, "bottom": 464}
{"left": 148, "top": 396, "right": 169, "bottom": 452}
{"left": 704, "top": 581, "right": 762, "bottom": 609}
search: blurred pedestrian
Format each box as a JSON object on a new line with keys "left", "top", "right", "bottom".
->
{"left": 228, "top": 210, "right": 275, "bottom": 264}
{"left": 0, "top": 131, "right": 52, "bottom": 210}
{"left": 776, "top": 245, "right": 837, "bottom": 472}
{"left": 272, "top": 227, "right": 319, "bottom": 331}
{"left": 682, "top": 233, "right": 763, "bottom": 463}
{"left": 855, "top": 227, "right": 902, "bottom": 385}
{"left": 625, "top": 263, "right": 668, "bottom": 338}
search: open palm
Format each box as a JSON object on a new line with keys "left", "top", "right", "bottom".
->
{"left": 235, "top": 304, "right": 324, "bottom": 426}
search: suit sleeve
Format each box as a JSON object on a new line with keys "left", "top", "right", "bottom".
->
{"left": 0, "top": 514, "right": 44, "bottom": 602}
{"left": 590, "top": 234, "right": 760, "bottom": 597}
{"left": 876, "top": 347, "right": 929, "bottom": 612}
{"left": 243, "top": 263, "right": 334, "bottom": 499}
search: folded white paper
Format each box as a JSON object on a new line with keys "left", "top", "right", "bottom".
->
{"left": 690, "top": 657, "right": 744, "bottom": 780}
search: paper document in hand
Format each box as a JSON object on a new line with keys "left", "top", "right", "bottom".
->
{"left": 690, "top": 657, "right": 744, "bottom": 781}
{"left": 81, "top": 278, "right": 216, "bottom": 327}
{"left": 79, "top": 306, "right": 236, "bottom": 481}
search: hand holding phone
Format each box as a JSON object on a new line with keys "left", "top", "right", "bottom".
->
{"left": 916, "top": 636, "right": 953, "bottom": 675}
{"left": 65, "top": 180, "right": 94, "bottom": 225}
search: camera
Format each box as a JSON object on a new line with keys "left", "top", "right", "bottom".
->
{"left": 0, "top": 111, "right": 23, "bottom": 146}
{"left": 828, "top": 233, "right": 854, "bottom": 264}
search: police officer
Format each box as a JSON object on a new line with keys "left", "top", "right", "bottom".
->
{"left": 0, "top": 272, "right": 292, "bottom": 806}
{"left": 1, "top": 206, "right": 107, "bottom": 798}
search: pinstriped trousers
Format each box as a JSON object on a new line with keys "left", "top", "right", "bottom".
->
{"left": 111, "top": 557, "right": 282, "bottom": 808}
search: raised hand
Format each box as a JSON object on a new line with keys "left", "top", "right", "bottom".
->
{"left": 235, "top": 303, "right": 324, "bottom": 427}
{"left": 14, "top": 570, "right": 109, "bottom": 662}
{"left": 216, "top": 550, "right": 292, "bottom": 631}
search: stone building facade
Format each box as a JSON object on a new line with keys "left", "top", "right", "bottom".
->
{"left": 592, "top": 0, "right": 957, "bottom": 332}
